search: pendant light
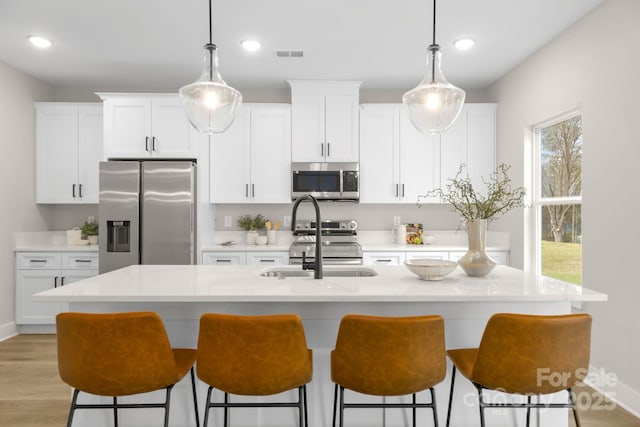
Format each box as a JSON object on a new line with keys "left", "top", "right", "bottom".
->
{"left": 402, "top": 0, "right": 465, "bottom": 134}
{"left": 179, "top": 0, "right": 242, "bottom": 134}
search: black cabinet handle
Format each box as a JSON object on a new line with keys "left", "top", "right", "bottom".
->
{"left": 327, "top": 142, "right": 330, "bottom": 157}
{"left": 402, "top": 184, "right": 405, "bottom": 197}
{"left": 245, "top": 184, "right": 249, "bottom": 198}
{"left": 321, "top": 143, "right": 324, "bottom": 157}
{"left": 152, "top": 136, "right": 157, "bottom": 151}
{"left": 216, "top": 259, "right": 232, "bottom": 263}
{"left": 72, "top": 184, "right": 76, "bottom": 198}
{"left": 79, "top": 184, "right": 83, "bottom": 198}
{"left": 74, "top": 259, "right": 92, "bottom": 263}
{"left": 60, "top": 277, "right": 65, "bottom": 286}
{"left": 252, "top": 184, "right": 255, "bottom": 198}
{"left": 260, "top": 259, "right": 276, "bottom": 263}
{"left": 395, "top": 184, "right": 399, "bottom": 197}
{"left": 145, "top": 136, "right": 150, "bottom": 152}
{"left": 54, "top": 276, "right": 58, "bottom": 288}
{"left": 29, "top": 259, "right": 47, "bottom": 263}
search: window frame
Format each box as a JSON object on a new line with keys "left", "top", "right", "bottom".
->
{"left": 529, "top": 109, "right": 583, "bottom": 278}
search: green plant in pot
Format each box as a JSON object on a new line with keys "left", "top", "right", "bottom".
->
{"left": 418, "top": 163, "right": 525, "bottom": 277}
{"left": 81, "top": 221, "right": 99, "bottom": 245}
{"left": 237, "top": 214, "right": 266, "bottom": 244}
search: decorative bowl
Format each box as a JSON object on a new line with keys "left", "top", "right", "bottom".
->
{"left": 404, "top": 259, "right": 457, "bottom": 281}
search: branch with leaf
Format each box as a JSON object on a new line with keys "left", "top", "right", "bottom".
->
{"left": 418, "top": 163, "right": 526, "bottom": 224}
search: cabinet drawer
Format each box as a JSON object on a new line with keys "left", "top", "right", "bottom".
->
{"left": 16, "top": 252, "right": 61, "bottom": 270}
{"left": 246, "top": 251, "right": 289, "bottom": 266}
{"left": 405, "top": 251, "right": 450, "bottom": 261}
{"left": 202, "top": 252, "right": 246, "bottom": 265}
{"left": 363, "top": 252, "right": 406, "bottom": 266}
{"left": 61, "top": 252, "right": 99, "bottom": 270}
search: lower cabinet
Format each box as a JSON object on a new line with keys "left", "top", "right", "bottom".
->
{"left": 15, "top": 252, "right": 98, "bottom": 325}
{"left": 363, "top": 250, "right": 510, "bottom": 266}
{"left": 202, "top": 251, "right": 289, "bottom": 266}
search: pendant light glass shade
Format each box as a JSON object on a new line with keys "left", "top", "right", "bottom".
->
{"left": 179, "top": 43, "right": 242, "bottom": 134}
{"left": 403, "top": 44, "right": 465, "bottom": 134}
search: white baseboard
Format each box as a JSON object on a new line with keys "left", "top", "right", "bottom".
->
{"left": 0, "top": 321, "right": 18, "bottom": 342}
{"left": 585, "top": 364, "right": 640, "bottom": 419}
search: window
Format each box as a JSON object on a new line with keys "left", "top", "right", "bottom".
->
{"left": 532, "top": 113, "right": 583, "bottom": 284}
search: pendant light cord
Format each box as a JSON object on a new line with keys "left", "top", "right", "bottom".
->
{"left": 208, "top": 0, "right": 213, "bottom": 45}
{"left": 432, "top": 0, "right": 436, "bottom": 45}
{"left": 208, "top": 0, "right": 213, "bottom": 80}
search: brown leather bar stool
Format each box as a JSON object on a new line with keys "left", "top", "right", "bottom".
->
{"left": 446, "top": 313, "right": 592, "bottom": 427}
{"left": 56, "top": 311, "right": 199, "bottom": 427}
{"left": 331, "top": 314, "right": 446, "bottom": 427}
{"left": 197, "top": 313, "right": 313, "bottom": 427}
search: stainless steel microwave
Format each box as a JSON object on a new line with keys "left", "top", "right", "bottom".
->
{"left": 291, "top": 162, "right": 359, "bottom": 201}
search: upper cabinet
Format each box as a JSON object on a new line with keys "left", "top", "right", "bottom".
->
{"left": 99, "top": 93, "right": 198, "bottom": 159}
{"left": 440, "top": 104, "right": 496, "bottom": 192}
{"left": 288, "top": 80, "right": 361, "bottom": 162}
{"left": 210, "top": 104, "right": 291, "bottom": 204}
{"left": 359, "top": 104, "right": 440, "bottom": 204}
{"left": 360, "top": 103, "right": 496, "bottom": 204}
{"left": 35, "top": 103, "right": 104, "bottom": 204}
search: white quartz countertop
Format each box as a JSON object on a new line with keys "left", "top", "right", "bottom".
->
{"left": 34, "top": 264, "right": 607, "bottom": 303}
{"left": 14, "top": 231, "right": 98, "bottom": 252}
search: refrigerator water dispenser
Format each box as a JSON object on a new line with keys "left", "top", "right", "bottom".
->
{"left": 107, "top": 221, "right": 130, "bottom": 252}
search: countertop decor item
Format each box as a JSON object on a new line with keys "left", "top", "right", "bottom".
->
{"left": 178, "top": 0, "right": 242, "bottom": 133}
{"left": 238, "top": 214, "right": 266, "bottom": 245}
{"left": 404, "top": 259, "right": 457, "bottom": 281}
{"left": 81, "top": 221, "right": 98, "bottom": 245}
{"left": 419, "top": 163, "right": 525, "bottom": 277}
{"left": 402, "top": 0, "right": 465, "bottom": 134}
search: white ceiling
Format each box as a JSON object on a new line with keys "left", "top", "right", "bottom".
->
{"left": 0, "top": 0, "right": 603, "bottom": 92}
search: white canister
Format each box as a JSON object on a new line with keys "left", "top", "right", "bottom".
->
{"left": 66, "top": 227, "right": 81, "bottom": 245}
{"left": 391, "top": 224, "right": 407, "bottom": 245}
{"left": 267, "top": 230, "right": 277, "bottom": 245}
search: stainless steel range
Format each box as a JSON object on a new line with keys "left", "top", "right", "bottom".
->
{"left": 289, "top": 219, "right": 362, "bottom": 265}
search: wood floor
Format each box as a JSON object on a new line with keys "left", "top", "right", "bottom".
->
{"left": 1, "top": 334, "right": 638, "bottom": 427}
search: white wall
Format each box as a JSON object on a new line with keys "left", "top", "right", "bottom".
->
{"left": 0, "top": 62, "right": 53, "bottom": 336}
{"left": 487, "top": 0, "right": 640, "bottom": 413}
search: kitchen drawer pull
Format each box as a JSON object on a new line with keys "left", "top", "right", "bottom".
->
{"left": 72, "top": 184, "right": 76, "bottom": 198}
{"left": 376, "top": 259, "right": 392, "bottom": 263}
{"left": 260, "top": 259, "right": 276, "bottom": 263}
{"left": 29, "top": 259, "right": 47, "bottom": 263}
{"left": 74, "top": 259, "right": 92, "bottom": 263}
{"left": 216, "top": 259, "right": 232, "bottom": 263}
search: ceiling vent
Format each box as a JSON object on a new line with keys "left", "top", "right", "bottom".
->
{"left": 275, "top": 49, "right": 304, "bottom": 58}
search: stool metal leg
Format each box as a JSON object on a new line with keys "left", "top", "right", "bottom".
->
{"left": 224, "top": 392, "right": 230, "bottom": 427}
{"left": 297, "top": 387, "right": 304, "bottom": 427}
{"left": 526, "top": 395, "right": 532, "bottom": 427}
{"left": 568, "top": 388, "right": 581, "bottom": 427}
{"left": 412, "top": 393, "right": 417, "bottom": 427}
{"left": 303, "top": 385, "right": 309, "bottom": 427}
{"left": 190, "top": 367, "right": 200, "bottom": 427}
{"left": 339, "top": 386, "right": 345, "bottom": 427}
{"left": 446, "top": 366, "right": 457, "bottom": 427}
{"left": 430, "top": 387, "right": 439, "bottom": 427}
{"left": 476, "top": 386, "right": 486, "bottom": 427}
{"left": 114, "top": 396, "right": 118, "bottom": 427}
{"left": 203, "top": 386, "right": 213, "bottom": 427}
{"left": 163, "top": 386, "right": 173, "bottom": 427}
{"left": 66, "top": 389, "right": 79, "bottom": 427}
{"left": 332, "top": 384, "right": 338, "bottom": 427}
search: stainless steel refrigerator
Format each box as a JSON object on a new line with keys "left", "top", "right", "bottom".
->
{"left": 98, "top": 160, "right": 196, "bottom": 274}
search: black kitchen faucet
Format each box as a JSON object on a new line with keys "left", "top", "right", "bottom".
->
{"left": 291, "top": 195, "right": 323, "bottom": 279}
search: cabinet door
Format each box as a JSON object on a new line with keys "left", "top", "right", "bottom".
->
{"left": 35, "top": 105, "right": 79, "bottom": 203}
{"left": 400, "top": 112, "right": 441, "bottom": 204}
{"left": 363, "top": 251, "right": 406, "bottom": 266}
{"left": 16, "top": 270, "right": 60, "bottom": 324}
{"left": 202, "top": 252, "right": 246, "bottom": 265}
{"left": 359, "top": 105, "right": 400, "bottom": 203}
{"left": 60, "top": 269, "right": 99, "bottom": 286}
{"left": 291, "top": 95, "right": 325, "bottom": 162}
{"left": 150, "top": 96, "right": 198, "bottom": 158}
{"left": 77, "top": 105, "right": 104, "bottom": 203}
{"left": 104, "top": 97, "right": 152, "bottom": 158}
{"left": 406, "top": 251, "right": 449, "bottom": 261}
{"left": 246, "top": 251, "right": 289, "bottom": 265}
{"left": 250, "top": 105, "right": 291, "bottom": 203}
{"left": 210, "top": 107, "right": 251, "bottom": 203}
{"left": 325, "top": 95, "right": 359, "bottom": 162}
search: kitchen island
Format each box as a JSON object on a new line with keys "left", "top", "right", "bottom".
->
{"left": 35, "top": 264, "right": 606, "bottom": 427}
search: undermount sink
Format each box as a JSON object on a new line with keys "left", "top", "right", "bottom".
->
{"left": 260, "top": 266, "right": 377, "bottom": 279}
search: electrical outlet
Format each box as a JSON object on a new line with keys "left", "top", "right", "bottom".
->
{"left": 224, "top": 216, "right": 232, "bottom": 227}
{"left": 283, "top": 215, "right": 291, "bottom": 227}
{"left": 393, "top": 216, "right": 401, "bottom": 226}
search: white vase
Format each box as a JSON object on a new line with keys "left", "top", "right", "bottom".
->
{"left": 88, "top": 235, "right": 98, "bottom": 245}
{"left": 246, "top": 230, "right": 258, "bottom": 245}
{"left": 458, "top": 219, "right": 497, "bottom": 277}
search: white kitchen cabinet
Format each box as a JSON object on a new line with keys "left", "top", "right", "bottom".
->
{"left": 202, "top": 251, "right": 246, "bottom": 265}
{"left": 35, "top": 103, "right": 103, "bottom": 204}
{"left": 289, "top": 80, "right": 361, "bottom": 162}
{"left": 363, "top": 251, "right": 406, "bottom": 266}
{"left": 100, "top": 93, "right": 198, "bottom": 159}
{"left": 246, "top": 251, "right": 289, "bottom": 265}
{"left": 440, "top": 104, "right": 496, "bottom": 192}
{"left": 359, "top": 104, "right": 440, "bottom": 204}
{"left": 16, "top": 251, "right": 98, "bottom": 325}
{"left": 210, "top": 104, "right": 291, "bottom": 204}
{"left": 405, "top": 251, "right": 450, "bottom": 261}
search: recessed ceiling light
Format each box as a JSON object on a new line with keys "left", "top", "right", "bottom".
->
{"left": 241, "top": 39, "right": 261, "bottom": 52}
{"left": 453, "top": 38, "right": 475, "bottom": 51}
{"left": 28, "top": 36, "right": 53, "bottom": 48}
